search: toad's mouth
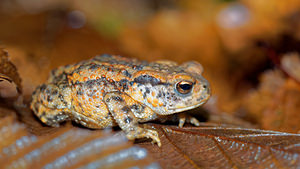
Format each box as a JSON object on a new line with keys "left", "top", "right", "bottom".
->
{"left": 168, "top": 96, "right": 210, "bottom": 113}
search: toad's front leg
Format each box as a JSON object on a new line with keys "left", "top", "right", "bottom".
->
{"left": 104, "top": 92, "right": 161, "bottom": 147}
{"left": 157, "top": 113, "right": 201, "bottom": 128}
{"left": 178, "top": 113, "right": 201, "bottom": 127}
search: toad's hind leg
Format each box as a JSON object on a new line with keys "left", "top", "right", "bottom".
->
{"left": 31, "top": 103, "right": 69, "bottom": 127}
{"left": 104, "top": 92, "right": 161, "bottom": 146}
{"left": 69, "top": 101, "right": 115, "bottom": 129}
{"left": 31, "top": 84, "right": 70, "bottom": 127}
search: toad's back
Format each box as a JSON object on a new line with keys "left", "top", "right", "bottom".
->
{"left": 50, "top": 54, "right": 189, "bottom": 84}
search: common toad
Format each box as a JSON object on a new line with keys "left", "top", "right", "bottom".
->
{"left": 31, "top": 55, "right": 210, "bottom": 146}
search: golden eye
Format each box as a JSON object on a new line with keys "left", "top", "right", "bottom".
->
{"left": 176, "top": 81, "right": 193, "bottom": 94}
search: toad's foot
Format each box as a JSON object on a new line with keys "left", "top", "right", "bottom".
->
{"left": 126, "top": 127, "right": 161, "bottom": 147}
{"left": 178, "top": 113, "right": 200, "bottom": 128}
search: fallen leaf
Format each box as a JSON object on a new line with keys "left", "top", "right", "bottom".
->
{"left": 262, "top": 78, "right": 300, "bottom": 133}
{"left": 242, "top": 66, "right": 300, "bottom": 133}
{"left": 0, "top": 109, "right": 158, "bottom": 169}
{"left": 139, "top": 124, "right": 300, "bottom": 169}
{"left": 242, "top": 69, "right": 286, "bottom": 124}
{"left": 0, "top": 48, "right": 22, "bottom": 98}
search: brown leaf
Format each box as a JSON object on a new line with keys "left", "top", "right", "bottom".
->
{"left": 0, "top": 108, "right": 158, "bottom": 169}
{"left": 139, "top": 124, "right": 300, "bottom": 169}
{"left": 243, "top": 68, "right": 300, "bottom": 133}
{"left": 262, "top": 78, "right": 300, "bottom": 133}
{"left": 0, "top": 48, "right": 22, "bottom": 98}
{"left": 242, "top": 70, "right": 286, "bottom": 125}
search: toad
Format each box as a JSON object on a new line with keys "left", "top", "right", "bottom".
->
{"left": 31, "top": 55, "right": 210, "bottom": 146}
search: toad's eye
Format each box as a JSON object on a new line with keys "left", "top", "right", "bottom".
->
{"left": 176, "top": 81, "right": 193, "bottom": 94}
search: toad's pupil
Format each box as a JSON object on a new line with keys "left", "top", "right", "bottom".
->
{"left": 180, "top": 83, "right": 192, "bottom": 90}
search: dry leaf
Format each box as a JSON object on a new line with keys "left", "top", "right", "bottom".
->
{"left": 0, "top": 49, "right": 22, "bottom": 99}
{"left": 139, "top": 124, "right": 300, "bottom": 169}
{"left": 242, "top": 70, "right": 286, "bottom": 124}
{"left": 0, "top": 108, "right": 158, "bottom": 169}
{"left": 262, "top": 78, "right": 300, "bottom": 133}
{"left": 243, "top": 60, "right": 300, "bottom": 133}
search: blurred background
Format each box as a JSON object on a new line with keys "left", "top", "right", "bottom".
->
{"left": 1, "top": 0, "right": 300, "bottom": 133}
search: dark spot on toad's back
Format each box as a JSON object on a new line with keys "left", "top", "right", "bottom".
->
{"left": 124, "top": 117, "right": 132, "bottom": 123}
{"left": 47, "top": 95, "right": 53, "bottom": 102}
{"left": 111, "top": 96, "right": 123, "bottom": 102}
{"left": 40, "top": 84, "right": 47, "bottom": 91}
{"left": 86, "top": 80, "right": 96, "bottom": 88}
{"left": 134, "top": 75, "right": 162, "bottom": 86}
{"left": 118, "top": 79, "right": 129, "bottom": 91}
{"left": 131, "top": 104, "right": 144, "bottom": 114}
{"left": 74, "top": 80, "right": 80, "bottom": 85}
{"left": 145, "top": 87, "right": 150, "bottom": 94}
{"left": 131, "top": 104, "right": 139, "bottom": 110}
{"left": 51, "top": 90, "right": 58, "bottom": 95}
{"left": 121, "top": 106, "right": 130, "bottom": 113}
{"left": 158, "top": 91, "right": 162, "bottom": 98}
{"left": 77, "top": 90, "right": 83, "bottom": 95}
{"left": 59, "top": 94, "right": 64, "bottom": 101}
{"left": 89, "top": 64, "right": 100, "bottom": 70}
{"left": 121, "top": 69, "right": 131, "bottom": 77}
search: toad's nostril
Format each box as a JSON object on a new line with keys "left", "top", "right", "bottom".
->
{"left": 203, "top": 85, "right": 207, "bottom": 89}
